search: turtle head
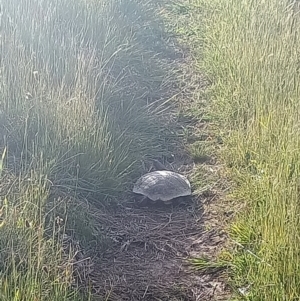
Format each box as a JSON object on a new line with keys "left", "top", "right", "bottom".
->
{"left": 141, "top": 156, "right": 173, "bottom": 172}
{"left": 150, "top": 159, "right": 168, "bottom": 171}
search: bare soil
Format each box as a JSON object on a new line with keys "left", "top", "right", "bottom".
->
{"left": 78, "top": 158, "right": 231, "bottom": 301}
{"left": 66, "top": 140, "right": 231, "bottom": 301}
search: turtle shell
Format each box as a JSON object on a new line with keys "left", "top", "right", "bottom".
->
{"left": 133, "top": 170, "right": 191, "bottom": 202}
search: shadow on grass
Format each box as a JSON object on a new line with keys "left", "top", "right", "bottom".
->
{"left": 0, "top": 0, "right": 184, "bottom": 198}
{"left": 0, "top": 0, "right": 193, "bottom": 300}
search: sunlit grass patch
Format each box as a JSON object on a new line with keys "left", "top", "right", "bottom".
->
{"left": 189, "top": 140, "right": 214, "bottom": 163}
{"left": 189, "top": 256, "right": 231, "bottom": 272}
{"left": 0, "top": 147, "right": 6, "bottom": 177}
{"left": 189, "top": 0, "right": 300, "bottom": 299}
{"left": 163, "top": 0, "right": 300, "bottom": 299}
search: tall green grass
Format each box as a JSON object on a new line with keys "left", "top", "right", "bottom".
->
{"left": 1, "top": 0, "right": 174, "bottom": 195}
{"left": 0, "top": 169, "right": 86, "bottom": 301}
{"left": 0, "top": 0, "right": 176, "bottom": 299}
{"left": 182, "top": 0, "right": 300, "bottom": 299}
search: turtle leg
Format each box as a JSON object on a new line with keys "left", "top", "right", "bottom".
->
{"left": 177, "top": 196, "right": 192, "bottom": 206}
{"left": 163, "top": 199, "right": 173, "bottom": 205}
{"left": 166, "top": 197, "right": 184, "bottom": 206}
{"left": 134, "top": 194, "right": 147, "bottom": 205}
{"left": 139, "top": 196, "right": 149, "bottom": 206}
{"left": 177, "top": 197, "right": 184, "bottom": 204}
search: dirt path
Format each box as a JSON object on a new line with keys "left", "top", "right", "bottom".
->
{"left": 73, "top": 1, "right": 231, "bottom": 300}
{"left": 87, "top": 191, "right": 228, "bottom": 300}
{"left": 82, "top": 107, "right": 231, "bottom": 299}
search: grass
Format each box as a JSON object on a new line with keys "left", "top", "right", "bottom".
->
{"left": 0, "top": 0, "right": 178, "bottom": 299}
{"left": 0, "top": 168, "right": 87, "bottom": 301}
{"left": 6, "top": 0, "right": 300, "bottom": 299}
{"left": 1, "top": 0, "right": 175, "bottom": 196}
{"left": 164, "top": 0, "right": 300, "bottom": 300}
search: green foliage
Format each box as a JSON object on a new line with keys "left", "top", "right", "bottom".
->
{"left": 0, "top": 0, "right": 176, "bottom": 299}
{"left": 0, "top": 171, "right": 87, "bottom": 300}
{"left": 164, "top": 0, "right": 300, "bottom": 299}
{"left": 189, "top": 257, "right": 231, "bottom": 272}
{"left": 0, "top": 147, "right": 6, "bottom": 177}
{"left": 185, "top": 0, "right": 300, "bottom": 299}
{"left": 0, "top": 0, "right": 173, "bottom": 197}
{"left": 189, "top": 141, "right": 213, "bottom": 163}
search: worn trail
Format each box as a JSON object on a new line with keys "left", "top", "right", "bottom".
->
{"left": 88, "top": 194, "right": 226, "bottom": 300}
{"left": 80, "top": 1, "right": 230, "bottom": 299}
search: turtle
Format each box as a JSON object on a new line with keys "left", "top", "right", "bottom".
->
{"left": 133, "top": 159, "right": 192, "bottom": 205}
